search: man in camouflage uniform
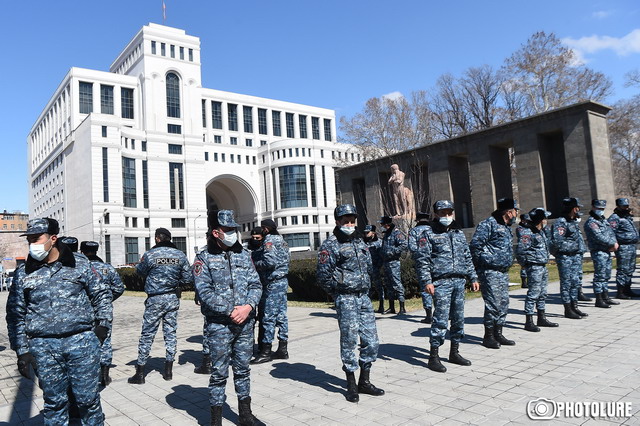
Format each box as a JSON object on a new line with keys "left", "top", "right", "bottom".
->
{"left": 516, "top": 208, "right": 558, "bottom": 332}
{"left": 6, "top": 218, "right": 112, "bottom": 424}
{"left": 251, "top": 219, "right": 290, "bottom": 364}
{"left": 516, "top": 214, "right": 531, "bottom": 289}
{"left": 584, "top": 199, "right": 620, "bottom": 308}
{"left": 415, "top": 201, "right": 479, "bottom": 373}
{"left": 193, "top": 210, "right": 262, "bottom": 426}
{"left": 81, "top": 241, "right": 125, "bottom": 386}
{"left": 317, "top": 204, "right": 385, "bottom": 403}
{"left": 408, "top": 212, "right": 434, "bottom": 323}
{"left": 380, "top": 215, "right": 408, "bottom": 314}
{"left": 470, "top": 198, "right": 518, "bottom": 349}
{"left": 128, "top": 228, "right": 192, "bottom": 384}
{"left": 363, "top": 224, "right": 385, "bottom": 313}
{"left": 608, "top": 198, "right": 639, "bottom": 299}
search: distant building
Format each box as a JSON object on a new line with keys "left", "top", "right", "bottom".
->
{"left": 0, "top": 211, "right": 29, "bottom": 232}
{"left": 27, "top": 23, "right": 360, "bottom": 265}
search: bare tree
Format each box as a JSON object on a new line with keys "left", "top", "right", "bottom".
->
{"left": 608, "top": 96, "right": 640, "bottom": 201}
{"left": 429, "top": 73, "right": 472, "bottom": 140}
{"left": 625, "top": 69, "right": 640, "bottom": 88}
{"left": 460, "top": 65, "right": 503, "bottom": 129}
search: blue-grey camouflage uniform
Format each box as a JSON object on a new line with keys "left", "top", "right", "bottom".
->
{"left": 608, "top": 211, "right": 639, "bottom": 289}
{"left": 6, "top": 243, "right": 112, "bottom": 425}
{"left": 193, "top": 242, "right": 262, "bottom": 406}
{"left": 516, "top": 224, "right": 550, "bottom": 314}
{"left": 135, "top": 242, "right": 192, "bottom": 365}
{"left": 470, "top": 213, "right": 514, "bottom": 327}
{"left": 317, "top": 228, "right": 379, "bottom": 372}
{"left": 414, "top": 221, "right": 477, "bottom": 348}
{"left": 252, "top": 233, "right": 290, "bottom": 344}
{"left": 381, "top": 224, "right": 408, "bottom": 302}
{"left": 584, "top": 212, "right": 617, "bottom": 294}
{"left": 365, "top": 238, "right": 384, "bottom": 300}
{"left": 550, "top": 217, "right": 586, "bottom": 303}
{"left": 408, "top": 224, "right": 433, "bottom": 310}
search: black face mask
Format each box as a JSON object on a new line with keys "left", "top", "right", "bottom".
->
{"left": 248, "top": 238, "right": 263, "bottom": 250}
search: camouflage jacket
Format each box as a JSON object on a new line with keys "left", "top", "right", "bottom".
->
{"left": 136, "top": 241, "right": 192, "bottom": 296}
{"left": 87, "top": 254, "right": 125, "bottom": 301}
{"left": 251, "top": 233, "right": 290, "bottom": 283}
{"left": 381, "top": 224, "right": 407, "bottom": 261}
{"left": 364, "top": 237, "right": 383, "bottom": 267}
{"left": 408, "top": 223, "right": 431, "bottom": 261}
{"left": 516, "top": 223, "right": 549, "bottom": 266}
{"left": 193, "top": 241, "right": 262, "bottom": 324}
{"left": 6, "top": 243, "right": 112, "bottom": 356}
{"left": 549, "top": 216, "right": 586, "bottom": 256}
{"left": 317, "top": 227, "right": 372, "bottom": 296}
{"left": 470, "top": 212, "right": 514, "bottom": 271}
{"left": 608, "top": 212, "right": 639, "bottom": 245}
{"left": 584, "top": 211, "right": 617, "bottom": 252}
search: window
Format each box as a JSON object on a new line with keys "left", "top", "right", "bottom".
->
{"left": 230, "top": 137, "right": 238, "bottom": 145}
{"left": 303, "top": 215, "right": 309, "bottom": 224}
{"left": 151, "top": 41, "right": 156, "bottom": 54}
{"left": 205, "top": 152, "right": 209, "bottom": 161}
{"left": 122, "top": 157, "right": 136, "bottom": 208}
{"left": 312, "top": 117, "right": 320, "bottom": 139}
{"left": 132, "top": 217, "right": 138, "bottom": 228}
{"left": 322, "top": 166, "right": 328, "bottom": 207}
{"left": 188, "top": 48, "right": 193, "bottom": 61}
{"left": 142, "top": 141, "right": 147, "bottom": 151}
{"left": 324, "top": 118, "right": 332, "bottom": 141}
{"left": 211, "top": 101, "right": 222, "bottom": 129}
{"left": 171, "top": 218, "right": 186, "bottom": 228}
{"left": 243, "top": 106, "right": 253, "bottom": 133}
{"left": 104, "top": 213, "right": 110, "bottom": 224}
{"left": 272, "top": 111, "right": 281, "bottom": 136}
{"left": 105, "top": 235, "right": 111, "bottom": 263}
{"left": 100, "top": 85, "right": 114, "bottom": 114}
{"left": 228, "top": 104, "right": 238, "bottom": 131}
{"left": 180, "top": 46, "right": 184, "bottom": 60}
{"left": 286, "top": 113, "right": 295, "bottom": 138}
{"left": 283, "top": 233, "right": 310, "bottom": 248}
{"left": 161, "top": 43, "right": 166, "bottom": 56}
{"left": 231, "top": 155, "right": 235, "bottom": 163}
{"left": 145, "top": 237, "right": 150, "bottom": 251}
{"left": 221, "top": 153, "right": 225, "bottom": 162}
{"left": 313, "top": 215, "right": 318, "bottom": 224}
{"left": 79, "top": 82, "right": 93, "bottom": 114}
{"left": 320, "top": 150, "right": 324, "bottom": 158}
{"left": 168, "top": 144, "right": 183, "bottom": 154}
{"left": 121, "top": 88, "right": 134, "bottom": 119}
{"left": 142, "top": 160, "right": 149, "bottom": 208}
{"left": 169, "top": 163, "right": 184, "bottom": 209}
{"left": 201, "top": 99, "right": 207, "bottom": 127}
{"left": 245, "top": 155, "right": 250, "bottom": 164}
{"left": 281, "top": 217, "right": 287, "bottom": 226}
{"left": 258, "top": 108, "right": 267, "bottom": 135}
{"left": 260, "top": 140, "right": 267, "bottom": 146}
{"left": 125, "top": 237, "right": 139, "bottom": 264}
{"left": 168, "top": 124, "right": 182, "bottom": 134}
{"left": 245, "top": 138, "right": 252, "bottom": 147}
{"left": 102, "top": 148, "right": 109, "bottom": 202}
{"left": 131, "top": 139, "right": 135, "bottom": 150}
{"left": 173, "top": 237, "right": 187, "bottom": 254}
{"left": 214, "top": 135, "right": 222, "bottom": 144}
{"left": 144, "top": 217, "right": 149, "bottom": 228}
{"left": 299, "top": 115, "right": 308, "bottom": 138}
{"left": 214, "top": 153, "right": 218, "bottom": 161}
{"left": 253, "top": 156, "right": 256, "bottom": 165}
{"left": 102, "top": 126, "right": 107, "bottom": 137}
{"left": 279, "top": 165, "right": 308, "bottom": 208}
{"left": 166, "top": 72, "right": 181, "bottom": 118}
{"left": 296, "top": 148, "right": 299, "bottom": 157}
{"left": 309, "top": 165, "right": 317, "bottom": 207}
{"left": 170, "top": 44, "right": 175, "bottom": 58}
{"left": 124, "top": 217, "right": 130, "bottom": 228}
{"left": 291, "top": 216, "right": 298, "bottom": 225}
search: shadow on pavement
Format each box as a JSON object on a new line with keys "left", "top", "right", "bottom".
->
{"left": 377, "top": 343, "right": 429, "bottom": 368}
{"left": 269, "top": 362, "right": 344, "bottom": 394}
{"left": 308, "top": 312, "right": 338, "bottom": 319}
{"left": 166, "top": 384, "right": 235, "bottom": 426}
{"left": 8, "top": 374, "right": 42, "bottom": 425}
{"left": 178, "top": 348, "right": 202, "bottom": 367}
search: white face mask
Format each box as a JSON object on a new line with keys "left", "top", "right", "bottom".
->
{"left": 218, "top": 230, "right": 238, "bottom": 247}
{"left": 29, "top": 237, "right": 52, "bottom": 261}
{"left": 576, "top": 217, "right": 582, "bottom": 223}
{"left": 340, "top": 226, "right": 356, "bottom": 235}
{"left": 438, "top": 216, "right": 453, "bottom": 226}
{"left": 595, "top": 209, "right": 605, "bottom": 217}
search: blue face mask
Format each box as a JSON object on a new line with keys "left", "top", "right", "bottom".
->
{"left": 438, "top": 216, "right": 453, "bottom": 226}
{"left": 340, "top": 226, "right": 356, "bottom": 235}
{"left": 595, "top": 209, "right": 605, "bottom": 217}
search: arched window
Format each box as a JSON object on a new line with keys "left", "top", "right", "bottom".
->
{"left": 166, "top": 72, "right": 181, "bottom": 118}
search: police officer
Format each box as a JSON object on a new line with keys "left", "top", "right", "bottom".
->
{"left": 408, "top": 212, "right": 434, "bottom": 323}
{"left": 363, "top": 224, "right": 385, "bottom": 313}
{"left": 81, "top": 241, "right": 125, "bottom": 386}
{"left": 193, "top": 210, "right": 262, "bottom": 426}
{"left": 247, "top": 227, "right": 265, "bottom": 358}
{"left": 608, "top": 198, "right": 639, "bottom": 298}
{"left": 415, "top": 201, "right": 479, "bottom": 373}
{"left": 470, "top": 197, "right": 518, "bottom": 349}
{"left": 128, "top": 228, "right": 192, "bottom": 384}
{"left": 380, "top": 215, "right": 408, "bottom": 314}
{"left": 516, "top": 214, "right": 531, "bottom": 289}
{"left": 517, "top": 208, "right": 558, "bottom": 332}
{"left": 6, "top": 218, "right": 112, "bottom": 424}
{"left": 251, "top": 219, "right": 290, "bottom": 364}
{"left": 584, "top": 199, "right": 620, "bottom": 308}
{"left": 550, "top": 197, "right": 588, "bottom": 319}
{"left": 317, "top": 204, "right": 384, "bottom": 403}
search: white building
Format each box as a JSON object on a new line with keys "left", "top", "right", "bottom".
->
{"left": 27, "top": 23, "right": 360, "bottom": 264}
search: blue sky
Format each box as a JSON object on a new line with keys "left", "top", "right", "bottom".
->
{"left": 1, "top": 0, "right": 639, "bottom": 212}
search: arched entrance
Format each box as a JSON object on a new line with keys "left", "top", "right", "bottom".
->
{"left": 205, "top": 175, "right": 259, "bottom": 232}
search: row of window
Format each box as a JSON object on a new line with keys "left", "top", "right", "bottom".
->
{"left": 79, "top": 82, "right": 135, "bottom": 118}
{"left": 122, "top": 217, "right": 186, "bottom": 229}
{"left": 123, "top": 235, "right": 188, "bottom": 264}
{"left": 208, "top": 152, "right": 257, "bottom": 165}
{"left": 150, "top": 40, "right": 194, "bottom": 62}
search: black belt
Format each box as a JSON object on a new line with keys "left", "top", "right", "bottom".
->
{"left": 338, "top": 290, "right": 368, "bottom": 296}
{"left": 485, "top": 267, "right": 509, "bottom": 273}
{"left": 32, "top": 328, "right": 92, "bottom": 339}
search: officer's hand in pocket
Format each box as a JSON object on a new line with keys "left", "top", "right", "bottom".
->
{"left": 94, "top": 325, "right": 109, "bottom": 344}
{"left": 17, "top": 353, "right": 35, "bottom": 379}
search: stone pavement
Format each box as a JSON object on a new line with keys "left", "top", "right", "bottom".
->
{"left": 0, "top": 273, "right": 639, "bottom": 425}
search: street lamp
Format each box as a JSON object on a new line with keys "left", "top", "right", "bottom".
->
{"left": 193, "top": 214, "right": 202, "bottom": 254}
{"left": 99, "top": 208, "right": 108, "bottom": 247}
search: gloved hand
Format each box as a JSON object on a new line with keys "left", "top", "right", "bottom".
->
{"left": 17, "top": 353, "right": 35, "bottom": 379}
{"left": 93, "top": 325, "right": 109, "bottom": 344}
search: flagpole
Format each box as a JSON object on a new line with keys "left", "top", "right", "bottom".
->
{"left": 162, "top": 0, "right": 166, "bottom": 24}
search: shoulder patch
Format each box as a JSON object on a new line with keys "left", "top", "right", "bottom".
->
{"left": 265, "top": 242, "right": 273, "bottom": 250}
{"left": 558, "top": 227, "right": 565, "bottom": 236}
{"left": 589, "top": 222, "right": 599, "bottom": 230}
{"left": 419, "top": 237, "right": 428, "bottom": 248}
{"left": 610, "top": 220, "right": 618, "bottom": 228}
{"left": 193, "top": 260, "right": 204, "bottom": 276}
{"left": 521, "top": 234, "right": 531, "bottom": 245}
{"left": 319, "top": 250, "right": 329, "bottom": 264}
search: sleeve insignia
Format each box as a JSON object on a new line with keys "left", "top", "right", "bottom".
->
{"left": 521, "top": 234, "right": 531, "bottom": 245}
{"left": 193, "top": 260, "right": 204, "bottom": 276}
{"left": 265, "top": 242, "right": 273, "bottom": 250}
{"left": 610, "top": 220, "right": 618, "bottom": 228}
{"left": 319, "top": 250, "right": 329, "bottom": 264}
{"left": 558, "top": 227, "right": 565, "bottom": 236}
{"left": 590, "top": 222, "right": 599, "bottom": 230}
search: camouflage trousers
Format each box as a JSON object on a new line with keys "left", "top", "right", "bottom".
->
{"left": 615, "top": 244, "right": 637, "bottom": 288}
{"left": 557, "top": 254, "right": 582, "bottom": 303}
{"left": 383, "top": 260, "right": 405, "bottom": 302}
{"left": 259, "top": 278, "right": 289, "bottom": 344}
{"left": 523, "top": 264, "right": 549, "bottom": 314}
{"left": 30, "top": 331, "right": 102, "bottom": 425}
{"left": 201, "top": 317, "right": 211, "bottom": 355}
{"left": 207, "top": 318, "right": 255, "bottom": 406}
{"left": 520, "top": 267, "right": 527, "bottom": 281}
{"left": 591, "top": 250, "right": 612, "bottom": 294}
{"left": 430, "top": 278, "right": 466, "bottom": 347}
{"left": 421, "top": 291, "right": 433, "bottom": 310}
{"left": 136, "top": 293, "right": 180, "bottom": 365}
{"left": 478, "top": 269, "right": 510, "bottom": 327}
{"left": 335, "top": 292, "right": 379, "bottom": 372}
{"left": 369, "top": 264, "right": 384, "bottom": 300}
{"left": 100, "top": 328, "right": 113, "bottom": 366}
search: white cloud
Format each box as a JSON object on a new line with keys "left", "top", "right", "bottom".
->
{"left": 592, "top": 10, "right": 613, "bottom": 19}
{"left": 381, "top": 91, "right": 404, "bottom": 101}
{"left": 563, "top": 29, "right": 640, "bottom": 59}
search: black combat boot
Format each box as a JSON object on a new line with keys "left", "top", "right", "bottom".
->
{"left": 344, "top": 371, "right": 359, "bottom": 402}
{"left": 357, "top": 366, "right": 385, "bottom": 396}
{"left": 100, "top": 365, "right": 112, "bottom": 386}
{"left": 482, "top": 325, "right": 500, "bottom": 349}
{"left": 595, "top": 293, "right": 610, "bottom": 308}
{"left": 238, "top": 397, "right": 257, "bottom": 426}
{"left": 376, "top": 298, "right": 385, "bottom": 314}
{"left": 564, "top": 303, "right": 581, "bottom": 319}
{"left": 578, "top": 288, "right": 592, "bottom": 301}
{"left": 603, "top": 289, "right": 619, "bottom": 305}
{"left": 571, "top": 301, "right": 589, "bottom": 316}
{"left": 194, "top": 354, "right": 212, "bottom": 374}
{"left": 384, "top": 299, "right": 396, "bottom": 314}
{"left": 250, "top": 343, "right": 272, "bottom": 364}
{"left": 537, "top": 310, "right": 558, "bottom": 327}
{"left": 449, "top": 342, "right": 471, "bottom": 366}
{"left": 494, "top": 325, "right": 515, "bottom": 346}
{"left": 272, "top": 339, "right": 289, "bottom": 360}
{"left": 521, "top": 275, "right": 528, "bottom": 288}
{"left": 427, "top": 346, "right": 447, "bottom": 372}
{"left": 617, "top": 284, "right": 631, "bottom": 299}
{"left": 163, "top": 361, "right": 173, "bottom": 381}
{"left": 624, "top": 285, "right": 639, "bottom": 297}
{"left": 210, "top": 406, "right": 223, "bottom": 426}
{"left": 127, "top": 364, "right": 145, "bottom": 384}
{"left": 398, "top": 301, "right": 407, "bottom": 314}
{"left": 524, "top": 314, "right": 540, "bottom": 332}
{"left": 420, "top": 307, "right": 433, "bottom": 324}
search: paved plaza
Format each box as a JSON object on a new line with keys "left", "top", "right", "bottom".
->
{"left": 0, "top": 272, "right": 638, "bottom": 425}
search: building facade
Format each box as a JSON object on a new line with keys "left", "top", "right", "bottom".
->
{"left": 28, "top": 24, "right": 358, "bottom": 265}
